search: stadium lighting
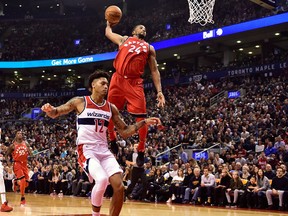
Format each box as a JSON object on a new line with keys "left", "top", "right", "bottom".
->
{"left": 173, "top": 53, "right": 178, "bottom": 56}
{"left": 248, "top": 51, "right": 253, "bottom": 54}
{"left": 236, "top": 40, "right": 241, "bottom": 43}
{"left": 275, "top": 32, "right": 280, "bottom": 36}
{"left": 239, "top": 48, "right": 243, "bottom": 51}
{"left": 255, "top": 45, "right": 260, "bottom": 48}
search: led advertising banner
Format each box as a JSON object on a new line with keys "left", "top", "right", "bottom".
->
{"left": 0, "top": 13, "right": 287, "bottom": 69}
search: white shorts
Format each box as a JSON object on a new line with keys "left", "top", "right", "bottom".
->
{"left": 0, "top": 162, "right": 3, "bottom": 178}
{"left": 77, "top": 144, "right": 122, "bottom": 179}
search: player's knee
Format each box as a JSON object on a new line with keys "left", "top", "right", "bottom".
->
{"left": 112, "top": 181, "right": 124, "bottom": 195}
{"left": 97, "top": 176, "right": 109, "bottom": 189}
{"left": 20, "top": 178, "right": 25, "bottom": 183}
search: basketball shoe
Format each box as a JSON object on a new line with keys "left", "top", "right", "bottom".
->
{"left": 1, "top": 201, "right": 13, "bottom": 212}
{"left": 20, "top": 197, "right": 26, "bottom": 206}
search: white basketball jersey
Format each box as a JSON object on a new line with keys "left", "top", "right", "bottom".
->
{"left": 76, "top": 96, "right": 112, "bottom": 146}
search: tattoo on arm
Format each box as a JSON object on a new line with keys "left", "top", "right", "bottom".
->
{"left": 54, "top": 97, "right": 79, "bottom": 117}
{"left": 111, "top": 104, "right": 147, "bottom": 138}
{"left": 116, "top": 119, "right": 147, "bottom": 138}
{"left": 113, "top": 117, "right": 128, "bottom": 131}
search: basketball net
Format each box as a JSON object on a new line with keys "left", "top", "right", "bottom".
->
{"left": 187, "top": 0, "right": 216, "bottom": 26}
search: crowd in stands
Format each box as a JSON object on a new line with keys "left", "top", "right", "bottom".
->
{"left": 0, "top": 0, "right": 286, "bottom": 60}
{"left": 0, "top": 71, "right": 287, "bottom": 210}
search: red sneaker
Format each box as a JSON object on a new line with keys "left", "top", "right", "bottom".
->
{"left": 1, "top": 201, "right": 13, "bottom": 212}
{"left": 20, "top": 198, "right": 26, "bottom": 206}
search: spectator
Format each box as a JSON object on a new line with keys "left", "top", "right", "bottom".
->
{"left": 198, "top": 167, "right": 215, "bottom": 205}
{"left": 255, "top": 168, "right": 270, "bottom": 209}
{"left": 266, "top": 167, "right": 288, "bottom": 210}
{"left": 225, "top": 171, "right": 244, "bottom": 208}
{"left": 214, "top": 167, "right": 231, "bottom": 206}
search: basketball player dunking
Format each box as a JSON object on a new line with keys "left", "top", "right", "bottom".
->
{"left": 6, "top": 131, "right": 32, "bottom": 206}
{"left": 105, "top": 22, "right": 165, "bottom": 166}
{"left": 41, "top": 71, "right": 161, "bottom": 216}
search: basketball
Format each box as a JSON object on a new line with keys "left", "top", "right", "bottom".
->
{"left": 105, "top": 5, "right": 122, "bottom": 25}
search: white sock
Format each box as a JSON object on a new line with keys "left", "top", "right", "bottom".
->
{"left": 92, "top": 210, "right": 100, "bottom": 216}
{"left": 1, "top": 194, "right": 6, "bottom": 204}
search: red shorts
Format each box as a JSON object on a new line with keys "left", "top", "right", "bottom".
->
{"left": 108, "top": 73, "right": 146, "bottom": 116}
{"left": 13, "top": 161, "right": 29, "bottom": 180}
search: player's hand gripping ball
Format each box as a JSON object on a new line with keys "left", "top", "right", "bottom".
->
{"left": 105, "top": 5, "right": 122, "bottom": 26}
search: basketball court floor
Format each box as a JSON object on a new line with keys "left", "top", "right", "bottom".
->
{"left": 2, "top": 192, "right": 287, "bottom": 216}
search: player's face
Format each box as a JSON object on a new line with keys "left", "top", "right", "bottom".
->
{"left": 16, "top": 131, "right": 23, "bottom": 139}
{"left": 92, "top": 77, "right": 109, "bottom": 96}
{"left": 133, "top": 25, "right": 146, "bottom": 39}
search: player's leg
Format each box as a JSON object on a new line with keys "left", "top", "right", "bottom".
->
{"left": 107, "top": 74, "right": 126, "bottom": 154}
{"left": 126, "top": 80, "right": 147, "bottom": 166}
{"left": 0, "top": 165, "right": 13, "bottom": 212}
{"left": 79, "top": 144, "right": 110, "bottom": 216}
{"left": 87, "top": 158, "right": 109, "bottom": 216}
{"left": 19, "top": 164, "right": 29, "bottom": 206}
{"left": 12, "top": 164, "right": 20, "bottom": 192}
{"left": 135, "top": 117, "right": 147, "bottom": 167}
{"left": 13, "top": 162, "right": 26, "bottom": 205}
{"left": 109, "top": 173, "right": 124, "bottom": 216}
{"left": 101, "top": 150, "right": 124, "bottom": 216}
{"left": 0, "top": 166, "right": 6, "bottom": 204}
{"left": 136, "top": 117, "right": 148, "bottom": 152}
{"left": 19, "top": 176, "right": 26, "bottom": 205}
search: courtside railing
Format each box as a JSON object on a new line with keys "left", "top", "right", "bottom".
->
{"left": 155, "top": 143, "right": 183, "bottom": 167}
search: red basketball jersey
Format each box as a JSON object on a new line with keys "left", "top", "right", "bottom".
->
{"left": 12, "top": 141, "right": 29, "bottom": 162}
{"left": 113, "top": 37, "right": 150, "bottom": 78}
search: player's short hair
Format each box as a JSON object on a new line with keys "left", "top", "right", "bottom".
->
{"left": 132, "top": 25, "right": 143, "bottom": 34}
{"left": 88, "top": 70, "right": 110, "bottom": 90}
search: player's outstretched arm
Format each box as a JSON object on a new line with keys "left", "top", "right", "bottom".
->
{"left": 148, "top": 45, "right": 165, "bottom": 108}
{"left": 41, "top": 97, "right": 82, "bottom": 119}
{"left": 105, "top": 21, "right": 127, "bottom": 46}
{"left": 110, "top": 104, "right": 161, "bottom": 138}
